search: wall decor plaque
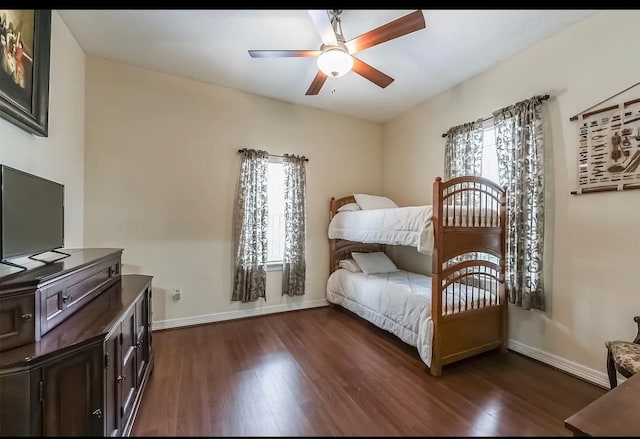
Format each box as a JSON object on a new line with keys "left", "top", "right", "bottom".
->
{"left": 573, "top": 97, "right": 640, "bottom": 194}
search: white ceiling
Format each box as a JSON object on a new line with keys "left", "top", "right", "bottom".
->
{"left": 59, "top": 9, "right": 597, "bottom": 123}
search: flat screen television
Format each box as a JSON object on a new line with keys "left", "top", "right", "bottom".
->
{"left": 0, "top": 165, "right": 64, "bottom": 261}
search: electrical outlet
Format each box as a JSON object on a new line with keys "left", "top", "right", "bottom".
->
{"left": 171, "top": 288, "right": 182, "bottom": 301}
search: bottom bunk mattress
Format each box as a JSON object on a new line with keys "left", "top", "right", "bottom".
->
{"left": 327, "top": 269, "right": 435, "bottom": 367}
{"left": 326, "top": 269, "right": 496, "bottom": 369}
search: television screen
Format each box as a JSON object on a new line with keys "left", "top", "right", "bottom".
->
{"left": 1, "top": 165, "right": 64, "bottom": 260}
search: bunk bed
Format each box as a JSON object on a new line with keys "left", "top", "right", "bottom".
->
{"left": 327, "top": 176, "right": 507, "bottom": 376}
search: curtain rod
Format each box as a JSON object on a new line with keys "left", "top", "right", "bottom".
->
{"left": 441, "top": 94, "right": 551, "bottom": 138}
{"left": 237, "top": 148, "right": 309, "bottom": 162}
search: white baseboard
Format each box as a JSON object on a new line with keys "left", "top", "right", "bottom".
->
{"left": 508, "top": 339, "right": 613, "bottom": 389}
{"left": 152, "top": 299, "right": 329, "bottom": 331}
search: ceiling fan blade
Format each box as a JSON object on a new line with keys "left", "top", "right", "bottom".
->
{"left": 345, "top": 10, "right": 425, "bottom": 55}
{"left": 351, "top": 57, "right": 394, "bottom": 89}
{"left": 305, "top": 71, "right": 328, "bottom": 95}
{"left": 307, "top": 10, "right": 338, "bottom": 45}
{"left": 248, "top": 50, "right": 322, "bottom": 58}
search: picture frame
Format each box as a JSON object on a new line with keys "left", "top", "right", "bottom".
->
{"left": 0, "top": 9, "right": 51, "bottom": 137}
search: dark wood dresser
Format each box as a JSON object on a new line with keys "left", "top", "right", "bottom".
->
{"left": 0, "top": 250, "right": 154, "bottom": 437}
{"left": 0, "top": 248, "right": 123, "bottom": 352}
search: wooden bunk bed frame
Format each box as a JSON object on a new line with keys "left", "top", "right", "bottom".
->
{"left": 328, "top": 176, "right": 507, "bottom": 376}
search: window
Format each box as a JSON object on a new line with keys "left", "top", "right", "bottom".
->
{"left": 267, "top": 160, "right": 285, "bottom": 264}
{"left": 481, "top": 119, "right": 499, "bottom": 183}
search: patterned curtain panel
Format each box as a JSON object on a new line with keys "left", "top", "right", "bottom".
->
{"left": 444, "top": 119, "right": 484, "bottom": 179}
{"left": 282, "top": 154, "right": 307, "bottom": 297}
{"left": 232, "top": 149, "right": 269, "bottom": 303}
{"left": 493, "top": 95, "right": 546, "bottom": 311}
{"left": 443, "top": 119, "right": 485, "bottom": 268}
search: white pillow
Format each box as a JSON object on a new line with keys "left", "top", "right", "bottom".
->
{"left": 351, "top": 252, "right": 398, "bottom": 275}
{"left": 353, "top": 193, "right": 398, "bottom": 210}
{"left": 337, "top": 202, "right": 361, "bottom": 212}
{"left": 338, "top": 258, "right": 362, "bottom": 272}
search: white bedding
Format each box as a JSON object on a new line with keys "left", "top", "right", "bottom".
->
{"left": 328, "top": 205, "right": 498, "bottom": 254}
{"left": 328, "top": 206, "right": 435, "bottom": 254}
{"left": 326, "top": 268, "right": 495, "bottom": 368}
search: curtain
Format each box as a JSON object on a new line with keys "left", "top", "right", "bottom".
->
{"left": 443, "top": 119, "right": 486, "bottom": 268}
{"left": 282, "top": 154, "right": 307, "bottom": 297}
{"left": 493, "top": 95, "right": 546, "bottom": 311}
{"left": 444, "top": 119, "right": 484, "bottom": 179}
{"left": 232, "top": 149, "right": 269, "bottom": 302}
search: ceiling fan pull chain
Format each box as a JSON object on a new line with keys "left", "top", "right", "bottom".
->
{"left": 331, "top": 76, "right": 336, "bottom": 94}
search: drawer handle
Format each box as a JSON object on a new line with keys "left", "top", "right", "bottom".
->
{"left": 62, "top": 295, "right": 73, "bottom": 304}
{"left": 21, "top": 313, "right": 33, "bottom": 322}
{"left": 92, "top": 408, "right": 102, "bottom": 419}
{"left": 116, "top": 375, "right": 125, "bottom": 383}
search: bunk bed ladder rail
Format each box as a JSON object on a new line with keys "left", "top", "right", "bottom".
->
{"left": 430, "top": 176, "right": 507, "bottom": 376}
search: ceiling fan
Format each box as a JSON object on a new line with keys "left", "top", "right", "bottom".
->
{"left": 248, "top": 10, "right": 426, "bottom": 95}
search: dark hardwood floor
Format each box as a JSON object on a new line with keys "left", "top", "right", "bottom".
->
{"left": 132, "top": 306, "right": 605, "bottom": 436}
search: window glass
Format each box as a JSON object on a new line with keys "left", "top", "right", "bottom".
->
{"left": 267, "top": 161, "right": 285, "bottom": 262}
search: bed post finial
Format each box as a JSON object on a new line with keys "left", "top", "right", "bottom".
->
{"left": 435, "top": 176, "right": 442, "bottom": 182}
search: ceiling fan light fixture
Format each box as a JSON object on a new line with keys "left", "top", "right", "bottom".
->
{"left": 317, "top": 46, "right": 353, "bottom": 78}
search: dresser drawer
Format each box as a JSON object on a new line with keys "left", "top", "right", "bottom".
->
{"left": 39, "top": 258, "right": 121, "bottom": 337}
{"left": 0, "top": 294, "right": 36, "bottom": 352}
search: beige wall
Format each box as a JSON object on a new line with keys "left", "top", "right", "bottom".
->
{"left": 84, "top": 56, "right": 382, "bottom": 327}
{"left": 382, "top": 10, "right": 640, "bottom": 384}
{"left": 0, "top": 11, "right": 85, "bottom": 272}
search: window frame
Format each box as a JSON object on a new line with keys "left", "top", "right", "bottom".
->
{"left": 481, "top": 118, "right": 500, "bottom": 184}
{"left": 266, "top": 158, "right": 285, "bottom": 271}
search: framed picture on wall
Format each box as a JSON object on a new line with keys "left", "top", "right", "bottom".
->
{"left": 0, "top": 9, "right": 51, "bottom": 137}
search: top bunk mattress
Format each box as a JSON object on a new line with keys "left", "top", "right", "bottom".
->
{"left": 327, "top": 204, "right": 500, "bottom": 254}
{"left": 328, "top": 206, "right": 435, "bottom": 254}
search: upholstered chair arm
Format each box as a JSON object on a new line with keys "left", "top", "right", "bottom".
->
{"left": 633, "top": 316, "right": 640, "bottom": 344}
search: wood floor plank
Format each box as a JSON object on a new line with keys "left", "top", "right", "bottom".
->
{"left": 132, "top": 307, "right": 605, "bottom": 436}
